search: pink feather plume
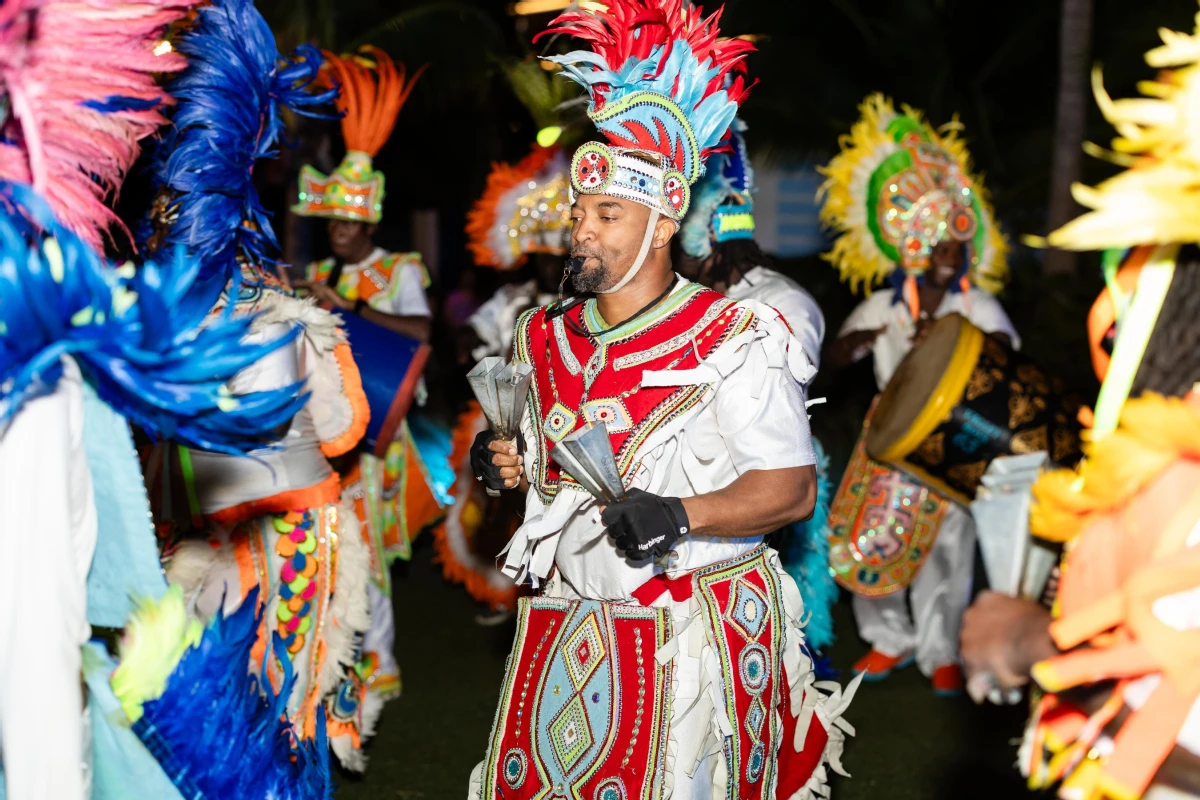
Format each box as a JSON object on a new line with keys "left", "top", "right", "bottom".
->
{"left": 0, "top": 0, "right": 199, "bottom": 252}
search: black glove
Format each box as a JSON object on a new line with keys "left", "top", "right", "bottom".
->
{"left": 600, "top": 488, "right": 691, "bottom": 562}
{"left": 470, "top": 430, "right": 524, "bottom": 491}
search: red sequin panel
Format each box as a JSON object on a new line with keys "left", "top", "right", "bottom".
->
{"left": 694, "top": 546, "right": 785, "bottom": 799}
{"left": 480, "top": 597, "right": 673, "bottom": 800}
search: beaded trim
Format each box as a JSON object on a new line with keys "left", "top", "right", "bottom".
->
{"left": 554, "top": 316, "right": 582, "bottom": 375}
{"left": 613, "top": 298, "right": 736, "bottom": 370}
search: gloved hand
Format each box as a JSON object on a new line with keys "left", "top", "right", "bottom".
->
{"left": 470, "top": 430, "right": 525, "bottom": 492}
{"left": 600, "top": 488, "right": 691, "bottom": 561}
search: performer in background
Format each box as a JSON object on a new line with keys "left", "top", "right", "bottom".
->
{"left": 677, "top": 119, "right": 838, "bottom": 660}
{"left": 962, "top": 14, "right": 1200, "bottom": 796}
{"left": 438, "top": 142, "right": 571, "bottom": 621}
{"left": 468, "top": 3, "right": 856, "bottom": 797}
{"left": 820, "top": 94, "right": 1016, "bottom": 696}
{"left": 292, "top": 47, "right": 447, "bottom": 724}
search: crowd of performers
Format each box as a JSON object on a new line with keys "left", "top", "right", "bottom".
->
{"left": 0, "top": 0, "right": 1198, "bottom": 798}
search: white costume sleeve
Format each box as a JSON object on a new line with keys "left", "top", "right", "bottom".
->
{"left": 762, "top": 287, "right": 825, "bottom": 371}
{"left": 965, "top": 289, "right": 1021, "bottom": 350}
{"left": 712, "top": 326, "right": 817, "bottom": 473}
{"left": 0, "top": 359, "right": 94, "bottom": 800}
{"left": 374, "top": 261, "right": 432, "bottom": 318}
{"left": 837, "top": 292, "right": 890, "bottom": 337}
{"left": 467, "top": 287, "right": 511, "bottom": 359}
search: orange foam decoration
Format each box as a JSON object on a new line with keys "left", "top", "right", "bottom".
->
{"left": 319, "top": 342, "right": 371, "bottom": 458}
{"left": 431, "top": 404, "right": 522, "bottom": 611}
{"left": 206, "top": 474, "right": 343, "bottom": 526}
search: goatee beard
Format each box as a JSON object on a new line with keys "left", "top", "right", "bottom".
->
{"left": 571, "top": 263, "right": 611, "bottom": 293}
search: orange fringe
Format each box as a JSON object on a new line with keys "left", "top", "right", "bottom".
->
{"left": 431, "top": 403, "right": 521, "bottom": 610}
{"left": 319, "top": 342, "right": 371, "bottom": 458}
{"left": 465, "top": 144, "right": 562, "bottom": 270}
{"left": 207, "top": 473, "right": 343, "bottom": 526}
{"left": 320, "top": 46, "right": 427, "bottom": 158}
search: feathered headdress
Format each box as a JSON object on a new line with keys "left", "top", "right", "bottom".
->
{"left": 0, "top": 0, "right": 199, "bottom": 252}
{"left": 111, "top": 586, "right": 333, "bottom": 799}
{"left": 466, "top": 144, "right": 570, "bottom": 270}
{"left": 535, "top": 0, "right": 754, "bottom": 223}
{"left": 141, "top": 0, "right": 337, "bottom": 298}
{"left": 1047, "top": 9, "right": 1200, "bottom": 251}
{"left": 0, "top": 181, "right": 307, "bottom": 455}
{"left": 818, "top": 93, "right": 1008, "bottom": 297}
{"left": 293, "top": 47, "right": 427, "bottom": 224}
{"left": 680, "top": 118, "right": 755, "bottom": 258}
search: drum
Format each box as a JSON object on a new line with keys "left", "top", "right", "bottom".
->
{"left": 828, "top": 400, "right": 950, "bottom": 596}
{"left": 337, "top": 311, "right": 431, "bottom": 458}
{"left": 866, "top": 313, "right": 1082, "bottom": 505}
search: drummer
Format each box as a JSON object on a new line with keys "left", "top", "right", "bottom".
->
{"left": 291, "top": 48, "right": 435, "bottom": 730}
{"left": 820, "top": 94, "right": 1018, "bottom": 695}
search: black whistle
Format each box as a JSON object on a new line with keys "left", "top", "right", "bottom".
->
{"left": 566, "top": 256, "right": 586, "bottom": 275}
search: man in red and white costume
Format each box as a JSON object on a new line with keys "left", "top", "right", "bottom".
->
{"left": 467, "top": 3, "right": 857, "bottom": 798}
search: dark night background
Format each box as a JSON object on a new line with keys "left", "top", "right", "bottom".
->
{"left": 234, "top": 1, "right": 1199, "bottom": 796}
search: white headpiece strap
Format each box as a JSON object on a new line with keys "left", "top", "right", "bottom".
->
{"left": 599, "top": 210, "right": 659, "bottom": 295}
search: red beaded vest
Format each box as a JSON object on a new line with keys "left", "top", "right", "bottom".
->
{"left": 513, "top": 281, "right": 756, "bottom": 504}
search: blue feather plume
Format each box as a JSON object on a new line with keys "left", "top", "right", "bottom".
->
{"left": 134, "top": 587, "right": 333, "bottom": 800}
{"left": 0, "top": 181, "right": 308, "bottom": 454}
{"left": 680, "top": 151, "right": 734, "bottom": 258}
{"left": 547, "top": 41, "right": 740, "bottom": 182}
{"left": 781, "top": 438, "right": 838, "bottom": 652}
{"left": 680, "top": 120, "right": 755, "bottom": 258}
{"left": 139, "top": 0, "right": 337, "bottom": 301}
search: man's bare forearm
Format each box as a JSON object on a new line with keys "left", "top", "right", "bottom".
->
{"left": 681, "top": 465, "right": 816, "bottom": 538}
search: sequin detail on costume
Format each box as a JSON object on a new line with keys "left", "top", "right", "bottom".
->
{"left": 543, "top": 402, "right": 578, "bottom": 442}
{"left": 503, "top": 748, "right": 528, "bottom": 789}
{"left": 273, "top": 510, "right": 319, "bottom": 655}
{"left": 554, "top": 316, "right": 582, "bottom": 376}
{"left": 582, "top": 398, "right": 634, "bottom": 434}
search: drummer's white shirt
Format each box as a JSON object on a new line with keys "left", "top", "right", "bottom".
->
{"left": 346, "top": 247, "right": 432, "bottom": 318}
{"left": 839, "top": 287, "right": 1020, "bottom": 391}
{"left": 726, "top": 265, "right": 826, "bottom": 369}
{"left": 503, "top": 288, "right": 818, "bottom": 602}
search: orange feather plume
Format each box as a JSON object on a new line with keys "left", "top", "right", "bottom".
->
{"left": 320, "top": 46, "right": 427, "bottom": 158}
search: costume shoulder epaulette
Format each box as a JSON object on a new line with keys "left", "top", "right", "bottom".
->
{"left": 307, "top": 257, "right": 336, "bottom": 280}
{"left": 380, "top": 252, "right": 432, "bottom": 288}
{"left": 512, "top": 305, "right": 545, "bottom": 364}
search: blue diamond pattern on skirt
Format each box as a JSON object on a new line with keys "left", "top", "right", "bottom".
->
{"left": 726, "top": 577, "right": 769, "bottom": 641}
{"left": 548, "top": 693, "right": 594, "bottom": 773}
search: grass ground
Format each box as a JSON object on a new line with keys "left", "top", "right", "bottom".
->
{"left": 334, "top": 540, "right": 1036, "bottom": 800}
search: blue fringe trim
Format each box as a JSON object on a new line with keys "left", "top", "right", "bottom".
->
{"left": 780, "top": 438, "right": 838, "bottom": 652}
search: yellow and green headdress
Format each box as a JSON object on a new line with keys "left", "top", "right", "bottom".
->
{"left": 819, "top": 93, "right": 1008, "bottom": 297}
{"left": 293, "top": 46, "right": 425, "bottom": 224}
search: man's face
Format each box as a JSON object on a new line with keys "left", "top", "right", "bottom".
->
{"left": 569, "top": 194, "right": 653, "bottom": 293}
{"left": 928, "top": 239, "right": 965, "bottom": 288}
{"left": 328, "top": 219, "right": 373, "bottom": 260}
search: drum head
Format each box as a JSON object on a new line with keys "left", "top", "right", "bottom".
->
{"left": 867, "top": 313, "right": 966, "bottom": 457}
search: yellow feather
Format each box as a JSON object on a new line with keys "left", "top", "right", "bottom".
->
{"left": 818, "top": 93, "right": 1009, "bottom": 295}
{"left": 1050, "top": 4, "right": 1200, "bottom": 251}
